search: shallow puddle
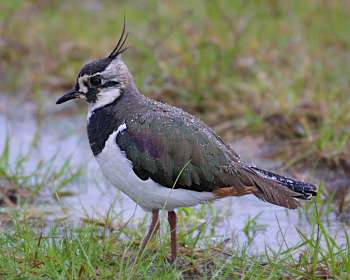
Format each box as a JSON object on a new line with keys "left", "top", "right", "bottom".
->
{"left": 0, "top": 96, "right": 347, "bottom": 253}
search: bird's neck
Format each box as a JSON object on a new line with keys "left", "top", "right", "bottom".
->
{"left": 86, "top": 81, "right": 145, "bottom": 156}
{"left": 87, "top": 79, "right": 141, "bottom": 117}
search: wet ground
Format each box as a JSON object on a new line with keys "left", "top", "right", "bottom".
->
{"left": 0, "top": 95, "right": 348, "bottom": 253}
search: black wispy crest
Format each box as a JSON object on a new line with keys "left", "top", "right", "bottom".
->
{"left": 108, "top": 16, "right": 128, "bottom": 59}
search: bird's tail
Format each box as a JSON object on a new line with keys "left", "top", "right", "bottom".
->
{"left": 240, "top": 165, "right": 318, "bottom": 209}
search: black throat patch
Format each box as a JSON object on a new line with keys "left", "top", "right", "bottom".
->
{"left": 87, "top": 99, "right": 123, "bottom": 156}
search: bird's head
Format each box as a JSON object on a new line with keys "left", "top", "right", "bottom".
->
{"left": 56, "top": 22, "right": 131, "bottom": 110}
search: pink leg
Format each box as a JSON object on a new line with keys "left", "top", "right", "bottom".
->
{"left": 141, "top": 209, "right": 160, "bottom": 251}
{"left": 168, "top": 211, "right": 177, "bottom": 262}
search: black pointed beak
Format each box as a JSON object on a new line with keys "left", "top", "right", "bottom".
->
{"left": 56, "top": 89, "right": 79, "bottom": 104}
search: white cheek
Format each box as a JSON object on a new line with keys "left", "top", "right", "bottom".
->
{"left": 88, "top": 88, "right": 121, "bottom": 119}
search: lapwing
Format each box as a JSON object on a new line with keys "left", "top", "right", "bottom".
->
{"left": 56, "top": 23, "right": 317, "bottom": 262}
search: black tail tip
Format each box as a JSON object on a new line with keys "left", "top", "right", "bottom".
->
{"left": 294, "top": 182, "right": 318, "bottom": 200}
{"left": 251, "top": 166, "right": 318, "bottom": 200}
{"left": 299, "top": 182, "right": 318, "bottom": 199}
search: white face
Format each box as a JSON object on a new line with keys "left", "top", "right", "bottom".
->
{"left": 75, "top": 57, "right": 131, "bottom": 112}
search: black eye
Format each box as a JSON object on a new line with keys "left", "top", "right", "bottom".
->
{"left": 89, "top": 75, "right": 102, "bottom": 87}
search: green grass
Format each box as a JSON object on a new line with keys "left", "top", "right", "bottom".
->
{"left": 0, "top": 203, "right": 349, "bottom": 279}
{"left": 1, "top": 0, "right": 349, "bottom": 166}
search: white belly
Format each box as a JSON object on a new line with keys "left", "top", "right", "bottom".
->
{"left": 95, "top": 127, "right": 215, "bottom": 211}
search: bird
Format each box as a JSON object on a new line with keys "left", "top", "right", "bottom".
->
{"left": 56, "top": 23, "right": 317, "bottom": 262}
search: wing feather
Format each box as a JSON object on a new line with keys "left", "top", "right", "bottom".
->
{"left": 115, "top": 112, "right": 235, "bottom": 192}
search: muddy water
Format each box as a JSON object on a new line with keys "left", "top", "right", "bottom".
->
{"left": 0, "top": 96, "right": 347, "bottom": 252}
